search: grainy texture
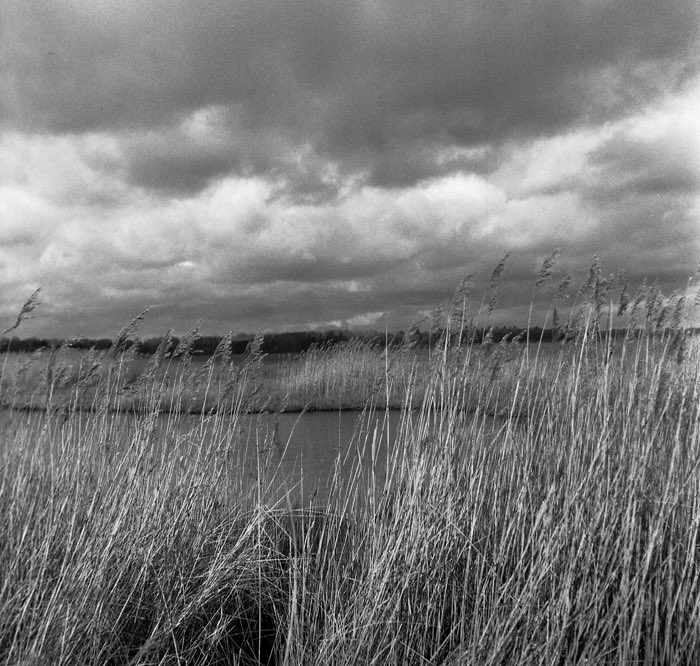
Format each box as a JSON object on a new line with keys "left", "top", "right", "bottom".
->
{"left": 1, "top": 259, "right": 699, "bottom": 664}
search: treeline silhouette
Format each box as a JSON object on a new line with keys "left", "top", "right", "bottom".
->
{"left": 0, "top": 325, "right": 651, "bottom": 356}
{"left": 0, "top": 329, "right": 401, "bottom": 355}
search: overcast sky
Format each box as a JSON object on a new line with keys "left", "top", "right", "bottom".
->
{"left": 1, "top": 0, "right": 699, "bottom": 338}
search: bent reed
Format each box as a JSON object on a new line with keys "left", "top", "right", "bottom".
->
{"left": 0, "top": 255, "right": 699, "bottom": 665}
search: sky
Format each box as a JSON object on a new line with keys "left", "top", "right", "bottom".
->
{"left": 1, "top": 0, "right": 699, "bottom": 338}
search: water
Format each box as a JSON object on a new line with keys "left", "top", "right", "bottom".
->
{"left": 0, "top": 407, "right": 503, "bottom": 505}
{"left": 0, "top": 408, "right": 408, "bottom": 499}
{"left": 234, "top": 409, "right": 406, "bottom": 504}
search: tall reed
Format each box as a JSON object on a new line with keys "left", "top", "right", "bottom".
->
{"left": 0, "top": 257, "right": 698, "bottom": 664}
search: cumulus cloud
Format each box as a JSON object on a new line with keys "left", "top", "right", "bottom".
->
{"left": 4, "top": 1, "right": 698, "bottom": 188}
{"left": 0, "top": 1, "right": 698, "bottom": 335}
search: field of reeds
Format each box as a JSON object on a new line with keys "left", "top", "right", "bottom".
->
{"left": 0, "top": 336, "right": 428, "bottom": 415}
{"left": 1, "top": 255, "right": 699, "bottom": 665}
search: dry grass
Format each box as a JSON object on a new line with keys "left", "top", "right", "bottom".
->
{"left": 1, "top": 259, "right": 699, "bottom": 664}
{"left": 0, "top": 338, "right": 427, "bottom": 414}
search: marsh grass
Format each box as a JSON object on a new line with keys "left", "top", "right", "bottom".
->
{"left": 0, "top": 338, "right": 426, "bottom": 415}
{"left": 1, "top": 258, "right": 699, "bottom": 664}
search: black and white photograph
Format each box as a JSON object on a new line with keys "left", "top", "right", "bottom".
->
{"left": 1, "top": 1, "right": 699, "bottom": 663}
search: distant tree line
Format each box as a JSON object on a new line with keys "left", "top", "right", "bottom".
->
{"left": 0, "top": 330, "right": 405, "bottom": 356}
{"left": 1, "top": 326, "right": 697, "bottom": 356}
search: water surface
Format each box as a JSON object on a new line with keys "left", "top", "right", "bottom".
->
{"left": 0, "top": 407, "right": 502, "bottom": 504}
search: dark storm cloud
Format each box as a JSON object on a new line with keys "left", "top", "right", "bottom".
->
{"left": 2, "top": 1, "right": 698, "bottom": 337}
{"left": 125, "top": 139, "right": 241, "bottom": 195}
{"left": 3, "top": 0, "right": 697, "bottom": 192}
{"left": 121, "top": 117, "right": 345, "bottom": 201}
{"left": 364, "top": 141, "right": 495, "bottom": 189}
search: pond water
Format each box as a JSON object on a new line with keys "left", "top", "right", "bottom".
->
{"left": 0, "top": 407, "right": 503, "bottom": 505}
{"left": 233, "top": 409, "right": 408, "bottom": 503}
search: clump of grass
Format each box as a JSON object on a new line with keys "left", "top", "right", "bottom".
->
{"left": 1, "top": 256, "right": 699, "bottom": 664}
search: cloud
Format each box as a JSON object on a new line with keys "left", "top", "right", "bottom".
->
{"left": 1, "top": 2, "right": 698, "bottom": 335}
{"left": 588, "top": 91, "right": 700, "bottom": 199}
{"left": 3, "top": 0, "right": 698, "bottom": 193}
